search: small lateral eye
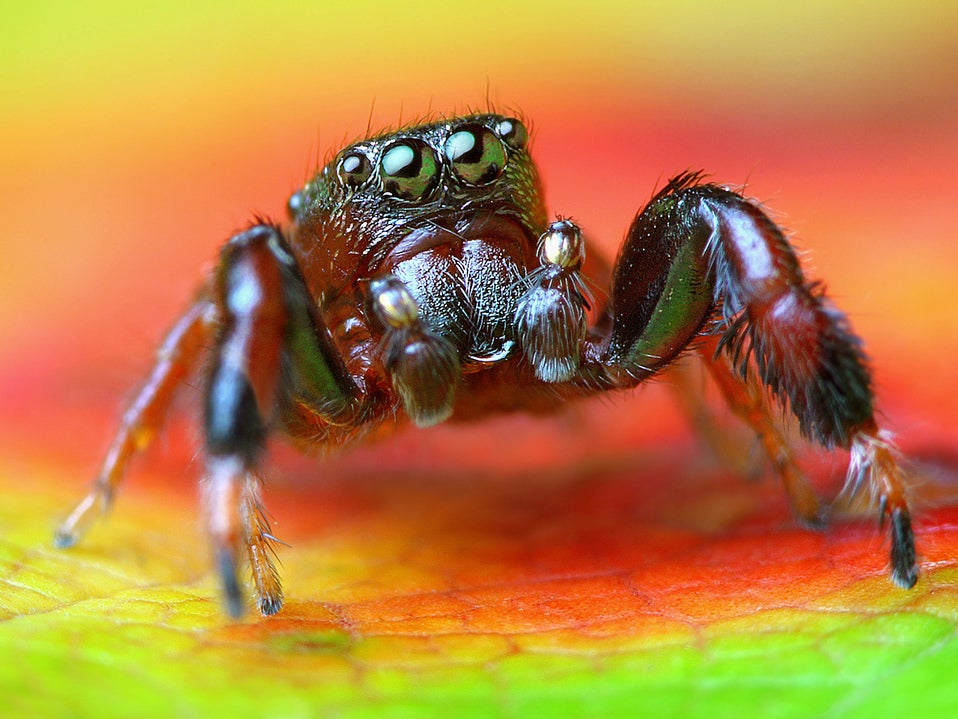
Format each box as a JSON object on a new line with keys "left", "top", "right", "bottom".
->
{"left": 444, "top": 125, "right": 507, "bottom": 186}
{"left": 337, "top": 151, "right": 372, "bottom": 188}
{"left": 286, "top": 189, "right": 305, "bottom": 220}
{"left": 495, "top": 117, "right": 528, "bottom": 151}
{"left": 379, "top": 139, "right": 439, "bottom": 201}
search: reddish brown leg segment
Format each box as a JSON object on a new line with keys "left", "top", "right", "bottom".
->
{"left": 697, "top": 336, "right": 824, "bottom": 527}
{"left": 241, "top": 474, "right": 284, "bottom": 615}
{"left": 55, "top": 297, "right": 217, "bottom": 548}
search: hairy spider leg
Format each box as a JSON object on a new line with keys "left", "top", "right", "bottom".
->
{"left": 697, "top": 334, "right": 824, "bottom": 527}
{"left": 694, "top": 181, "right": 916, "bottom": 588}
{"left": 663, "top": 358, "right": 761, "bottom": 479}
{"left": 54, "top": 297, "right": 217, "bottom": 549}
{"left": 579, "top": 172, "right": 916, "bottom": 587}
{"left": 205, "top": 224, "right": 360, "bottom": 616}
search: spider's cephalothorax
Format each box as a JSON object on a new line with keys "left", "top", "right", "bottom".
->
{"left": 56, "top": 113, "right": 917, "bottom": 618}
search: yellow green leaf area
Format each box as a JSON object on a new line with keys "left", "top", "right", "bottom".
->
{"left": 2, "top": 448, "right": 958, "bottom": 719}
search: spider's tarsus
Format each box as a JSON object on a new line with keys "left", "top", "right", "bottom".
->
{"left": 795, "top": 506, "right": 829, "bottom": 532}
{"left": 890, "top": 508, "right": 918, "bottom": 589}
{"left": 52, "top": 529, "right": 78, "bottom": 549}
{"left": 217, "top": 548, "right": 245, "bottom": 619}
{"left": 52, "top": 487, "right": 113, "bottom": 551}
{"left": 259, "top": 596, "right": 284, "bottom": 616}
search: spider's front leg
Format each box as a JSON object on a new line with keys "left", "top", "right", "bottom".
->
{"left": 203, "top": 224, "right": 360, "bottom": 616}
{"left": 546, "top": 173, "right": 916, "bottom": 588}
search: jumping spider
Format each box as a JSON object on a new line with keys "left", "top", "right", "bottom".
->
{"left": 56, "top": 113, "right": 917, "bottom": 617}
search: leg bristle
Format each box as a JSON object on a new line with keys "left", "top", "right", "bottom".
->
{"left": 242, "top": 475, "right": 285, "bottom": 618}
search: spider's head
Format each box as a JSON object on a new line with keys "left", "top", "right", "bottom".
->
{"left": 290, "top": 114, "right": 547, "bottom": 262}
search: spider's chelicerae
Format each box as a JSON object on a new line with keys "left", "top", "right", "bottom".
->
{"left": 56, "top": 113, "right": 917, "bottom": 617}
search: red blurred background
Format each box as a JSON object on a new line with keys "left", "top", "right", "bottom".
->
{"left": 1, "top": 0, "right": 956, "bottom": 513}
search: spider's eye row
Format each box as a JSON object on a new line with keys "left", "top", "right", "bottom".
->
{"left": 379, "top": 139, "right": 440, "bottom": 201}
{"left": 444, "top": 125, "right": 507, "bottom": 186}
{"left": 333, "top": 117, "right": 527, "bottom": 199}
{"left": 337, "top": 151, "right": 372, "bottom": 188}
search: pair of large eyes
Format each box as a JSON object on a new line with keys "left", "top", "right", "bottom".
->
{"left": 336, "top": 119, "right": 527, "bottom": 201}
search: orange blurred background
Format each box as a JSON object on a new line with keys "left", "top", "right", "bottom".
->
{"left": 2, "top": 0, "right": 956, "bottom": 478}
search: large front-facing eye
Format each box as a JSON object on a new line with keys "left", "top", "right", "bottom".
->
{"left": 337, "top": 151, "right": 372, "bottom": 188}
{"left": 444, "top": 125, "right": 507, "bottom": 186}
{"left": 379, "top": 139, "right": 439, "bottom": 200}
